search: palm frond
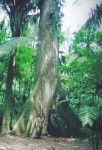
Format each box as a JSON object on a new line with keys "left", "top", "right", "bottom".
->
{"left": 0, "top": 37, "right": 34, "bottom": 57}
{"left": 86, "top": 4, "right": 102, "bottom": 27}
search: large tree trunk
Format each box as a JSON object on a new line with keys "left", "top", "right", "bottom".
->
{"left": 13, "top": 0, "right": 59, "bottom": 138}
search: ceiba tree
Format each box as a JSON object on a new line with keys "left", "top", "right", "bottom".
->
{"left": 13, "top": 0, "right": 59, "bottom": 138}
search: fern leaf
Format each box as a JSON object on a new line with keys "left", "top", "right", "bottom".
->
{"left": 79, "top": 106, "right": 99, "bottom": 127}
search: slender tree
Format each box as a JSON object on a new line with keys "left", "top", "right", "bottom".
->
{"left": 1, "top": 0, "right": 36, "bottom": 133}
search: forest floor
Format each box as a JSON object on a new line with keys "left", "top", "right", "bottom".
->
{"left": 0, "top": 134, "right": 93, "bottom": 150}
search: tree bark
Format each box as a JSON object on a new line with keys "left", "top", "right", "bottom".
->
{"left": 2, "top": 3, "right": 25, "bottom": 132}
{"left": 2, "top": 53, "right": 15, "bottom": 132}
{"left": 13, "top": 0, "right": 59, "bottom": 138}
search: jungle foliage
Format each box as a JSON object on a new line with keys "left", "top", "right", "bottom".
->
{"left": 60, "top": 25, "right": 102, "bottom": 135}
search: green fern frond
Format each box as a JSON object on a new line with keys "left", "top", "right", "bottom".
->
{"left": 79, "top": 106, "right": 99, "bottom": 127}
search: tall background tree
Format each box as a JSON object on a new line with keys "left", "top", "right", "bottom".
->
{"left": 0, "top": 0, "right": 37, "bottom": 133}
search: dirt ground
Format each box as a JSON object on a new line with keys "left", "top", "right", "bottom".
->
{"left": 0, "top": 134, "right": 93, "bottom": 150}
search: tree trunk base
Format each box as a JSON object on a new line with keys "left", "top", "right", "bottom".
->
{"left": 26, "top": 112, "right": 48, "bottom": 138}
